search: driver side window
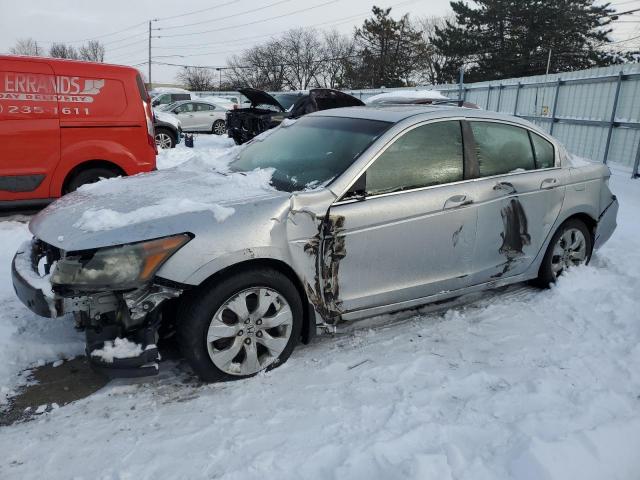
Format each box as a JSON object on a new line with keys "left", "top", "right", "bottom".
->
{"left": 365, "top": 121, "right": 464, "bottom": 196}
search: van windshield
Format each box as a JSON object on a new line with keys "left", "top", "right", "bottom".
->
{"left": 229, "top": 116, "right": 391, "bottom": 192}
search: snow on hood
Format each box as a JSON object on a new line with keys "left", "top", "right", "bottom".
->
{"left": 154, "top": 110, "right": 181, "bottom": 129}
{"left": 29, "top": 146, "right": 283, "bottom": 251}
{"left": 365, "top": 89, "right": 448, "bottom": 104}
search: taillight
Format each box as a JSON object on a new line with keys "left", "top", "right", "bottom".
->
{"left": 143, "top": 101, "right": 157, "bottom": 154}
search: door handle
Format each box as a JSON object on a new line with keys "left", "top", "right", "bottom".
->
{"left": 493, "top": 181, "right": 516, "bottom": 194}
{"left": 444, "top": 194, "right": 471, "bottom": 210}
{"left": 540, "top": 178, "right": 558, "bottom": 189}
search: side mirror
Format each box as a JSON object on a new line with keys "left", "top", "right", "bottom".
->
{"left": 343, "top": 173, "right": 366, "bottom": 201}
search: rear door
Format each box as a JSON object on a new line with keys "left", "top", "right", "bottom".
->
{"left": 328, "top": 120, "right": 478, "bottom": 315}
{"left": 191, "top": 103, "right": 216, "bottom": 131}
{"left": 466, "top": 121, "right": 566, "bottom": 282}
{"left": 0, "top": 59, "right": 60, "bottom": 202}
{"left": 174, "top": 102, "right": 198, "bottom": 130}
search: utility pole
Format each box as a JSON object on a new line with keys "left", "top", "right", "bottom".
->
{"left": 458, "top": 66, "right": 465, "bottom": 102}
{"left": 545, "top": 48, "right": 552, "bottom": 76}
{"left": 148, "top": 20, "right": 152, "bottom": 88}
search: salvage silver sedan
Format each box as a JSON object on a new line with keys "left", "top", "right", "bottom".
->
{"left": 12, "top": 106, "right": 618, "bottom": 381}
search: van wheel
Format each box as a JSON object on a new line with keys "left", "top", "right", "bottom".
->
{"left": 212, "top": 120, "right": 226, "bottom": 135}
{"left": 64, "top": 167, "right": 119, "bottom": 194}
{"left": 155, "top": 128, "right": 176, "bottom": 149}
{"left": 534, "top": 218, "right": 592, "bottom": 288}
{"left": 177, "top": 268, "right": 303, "bottom": 382}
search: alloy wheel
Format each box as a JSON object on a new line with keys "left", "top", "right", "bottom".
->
{"left": 213, "top": 121, "right": 226, "bottom": 135}
{"left": 206, "top": 287, "right": 293, "bottom": 376}
{"left": 550, "top": 227, "right": 588, "bottom": 278}
{"left": 155, "top": 132, "right": 173, "bottom": 149}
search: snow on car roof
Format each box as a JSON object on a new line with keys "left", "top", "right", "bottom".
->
{"left": 365, "top": 89, "right": 449, "bottom": 104}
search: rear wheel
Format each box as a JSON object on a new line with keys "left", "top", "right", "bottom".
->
{"left": 535, "top": 219, "right": 592, "bottom": 287}
{"left": 212, "top": 119, "right": 226, "bottom": 135}
{"left": 177, "top": 268, "right": 303, "bottom": 382}
{"left": 155, "top": 128, "right": 176, "bottom": 149}
{"left": 64, "top": 167, "right": 119, "bottom": 194}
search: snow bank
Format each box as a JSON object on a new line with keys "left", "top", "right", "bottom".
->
{"left": 0, "top": 222, "right": 83, "bottom": 406}
{"left": 156, "top": 134, "right": 236, "bottom": 170}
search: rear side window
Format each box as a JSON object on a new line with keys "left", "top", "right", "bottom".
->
{"left": 135, "top": 74, "right": 148, "bottom": 101}
{"left": 470, "top": 122, "right": 535, "bottom": 177}
{"left": 530, "top": 132, "right": 555, "bottom": 169}
{"left": 366, "top": 121, "right": 464, "bottom": 196}
{"left": 195, "top": 103, "right": 214, "bottom": 111}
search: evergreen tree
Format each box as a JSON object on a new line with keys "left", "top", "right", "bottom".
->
{"left": 433, "top": 0, "right": 618, "bottom": 82}
{"left": 350, "top": 6, "right": 428, "bottom": 88}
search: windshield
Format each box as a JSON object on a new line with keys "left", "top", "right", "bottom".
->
{"left": 273, "top": 93, "right": 302, "bottom": 110}
{"left": 229, "top": 116, "right": 391, "bottom": 192}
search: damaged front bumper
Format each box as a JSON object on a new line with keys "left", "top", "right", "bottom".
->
{"left": 11, "top": 239, "right": 181, "bottom": 377}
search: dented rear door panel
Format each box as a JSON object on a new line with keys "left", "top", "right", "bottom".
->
{"left": 470, "top": 169, "right": 566, "bottom": 282}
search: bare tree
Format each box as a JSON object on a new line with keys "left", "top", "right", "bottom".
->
{"left": 10, "top": 38, "right": 43, "bottom": 56}
{"left": 49, "top": 42, "right": 79, "bottom": 59}
{"left": 280, "top": 28, "right": 323, "bottom": 90}
{"left": 79, "top": 40, "right": 105, "bottom": 62}
{"left": 226, "top": 38, "right": 287, "bottom": 91}
{"left": 413, "top": 15, "right": 456, "bottom": 85}
{"left": 176, "top": 67, "right": 216, "bottom": 91}
{"left": 317, "top": 30, "right": 356, "bottom": 88}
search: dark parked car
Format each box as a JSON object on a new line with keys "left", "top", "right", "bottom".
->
{"left": 226, "top": 88, "right": 364, "bottom": 144}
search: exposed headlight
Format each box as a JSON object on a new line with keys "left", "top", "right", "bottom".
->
{"left": 51, "top": 234, "right": 190, "bottom": 290}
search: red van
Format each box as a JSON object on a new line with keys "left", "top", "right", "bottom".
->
{"left": 0, "top": 55, "right": 157, "bottom": 208}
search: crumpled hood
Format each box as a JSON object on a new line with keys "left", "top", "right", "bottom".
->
{"left": 30, "top": 168, "right": 288, "bottom": 252}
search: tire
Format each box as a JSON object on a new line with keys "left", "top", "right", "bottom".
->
{"left": 155, "top": 128, "right": 176, "bottom": 149}
{"left": 64, "top": 167, "right": 119, "bottom": 194}
{"left": 535, "top": 218, "right": 592, "bottom": 288}
{"left": 177, "top": 268, "right": 303, "bottom": 382}
{"left": 212, "top": 119, "right": 226, "bottom": 136}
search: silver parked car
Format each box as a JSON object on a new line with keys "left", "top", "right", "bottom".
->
{"left": 12, "top": 106, "right": 618, "bottom": 381}
{"left": 159, "top": 100, "right": 228, "bottom": 135}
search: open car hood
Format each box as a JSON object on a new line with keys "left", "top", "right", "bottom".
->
{"left": 290, "top": 89, "right": 364, "bottom": 118}
{"left": 239, "top": 88, "right": 285, "bottom": 111}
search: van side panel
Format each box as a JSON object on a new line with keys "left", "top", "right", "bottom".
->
{"left": 48, "top": 63, "right": 155, "bottom": 196}
{"left": 0, "top": 58, "right": 60, "bottom": 202}
{"left": 0, "top": 56, "right": 156, "bottom": 202}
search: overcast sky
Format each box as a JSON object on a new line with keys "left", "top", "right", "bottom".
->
{"left": 1, "top": 0, "right": 638, "bottom": 84}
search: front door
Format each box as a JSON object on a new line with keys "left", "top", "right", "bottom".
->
{"left": 327, "top": 120, "right": 478, "bottom": 316}
{"left": 466, "top": 121, "right": 566, "bottom": 282}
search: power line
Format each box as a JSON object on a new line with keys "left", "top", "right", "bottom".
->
{"left": 153, "top": 0, "right": 242, "bottom": 22}
{"left": 156, "top": 0, "right": 295, "bottom": 31}
{"left": 156, "top": 0, "right": 341, "bottom": 39}
{"left": 152, "top": 0, "right": 419, "bottom": 51}
{"left": 39, "top": 21, "right": 148, "bottom": 44}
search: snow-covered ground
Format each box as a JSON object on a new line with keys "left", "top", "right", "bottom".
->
{"left": 1, "top": 138, "right": 639, "bottom": 479}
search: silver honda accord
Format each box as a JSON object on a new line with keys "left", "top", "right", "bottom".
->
{"left": 12, "top": 106, "right": 618, "bottom": 381}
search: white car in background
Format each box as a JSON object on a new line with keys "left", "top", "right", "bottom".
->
{"left": 158, "top": 99, "right": 228, "bottom": 135}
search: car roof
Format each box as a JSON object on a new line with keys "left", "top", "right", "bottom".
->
{"left": 170, "top": 99, "right": 216, "bottom": 106}
{"left": 312, "top": 105, "right": 537, "bottom": 129}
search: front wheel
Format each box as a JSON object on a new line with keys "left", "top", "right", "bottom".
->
{"left": 177, "top": 268, "right": 303, "bottom": 382}
{"left": 535, "top": 219, "right": 592, "bottom": 288}
{"left": 212, "top": 119, "right": 226, "bottom": 135}
{"left": 155, "top": 128, "right": 176, "bottom": 149}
